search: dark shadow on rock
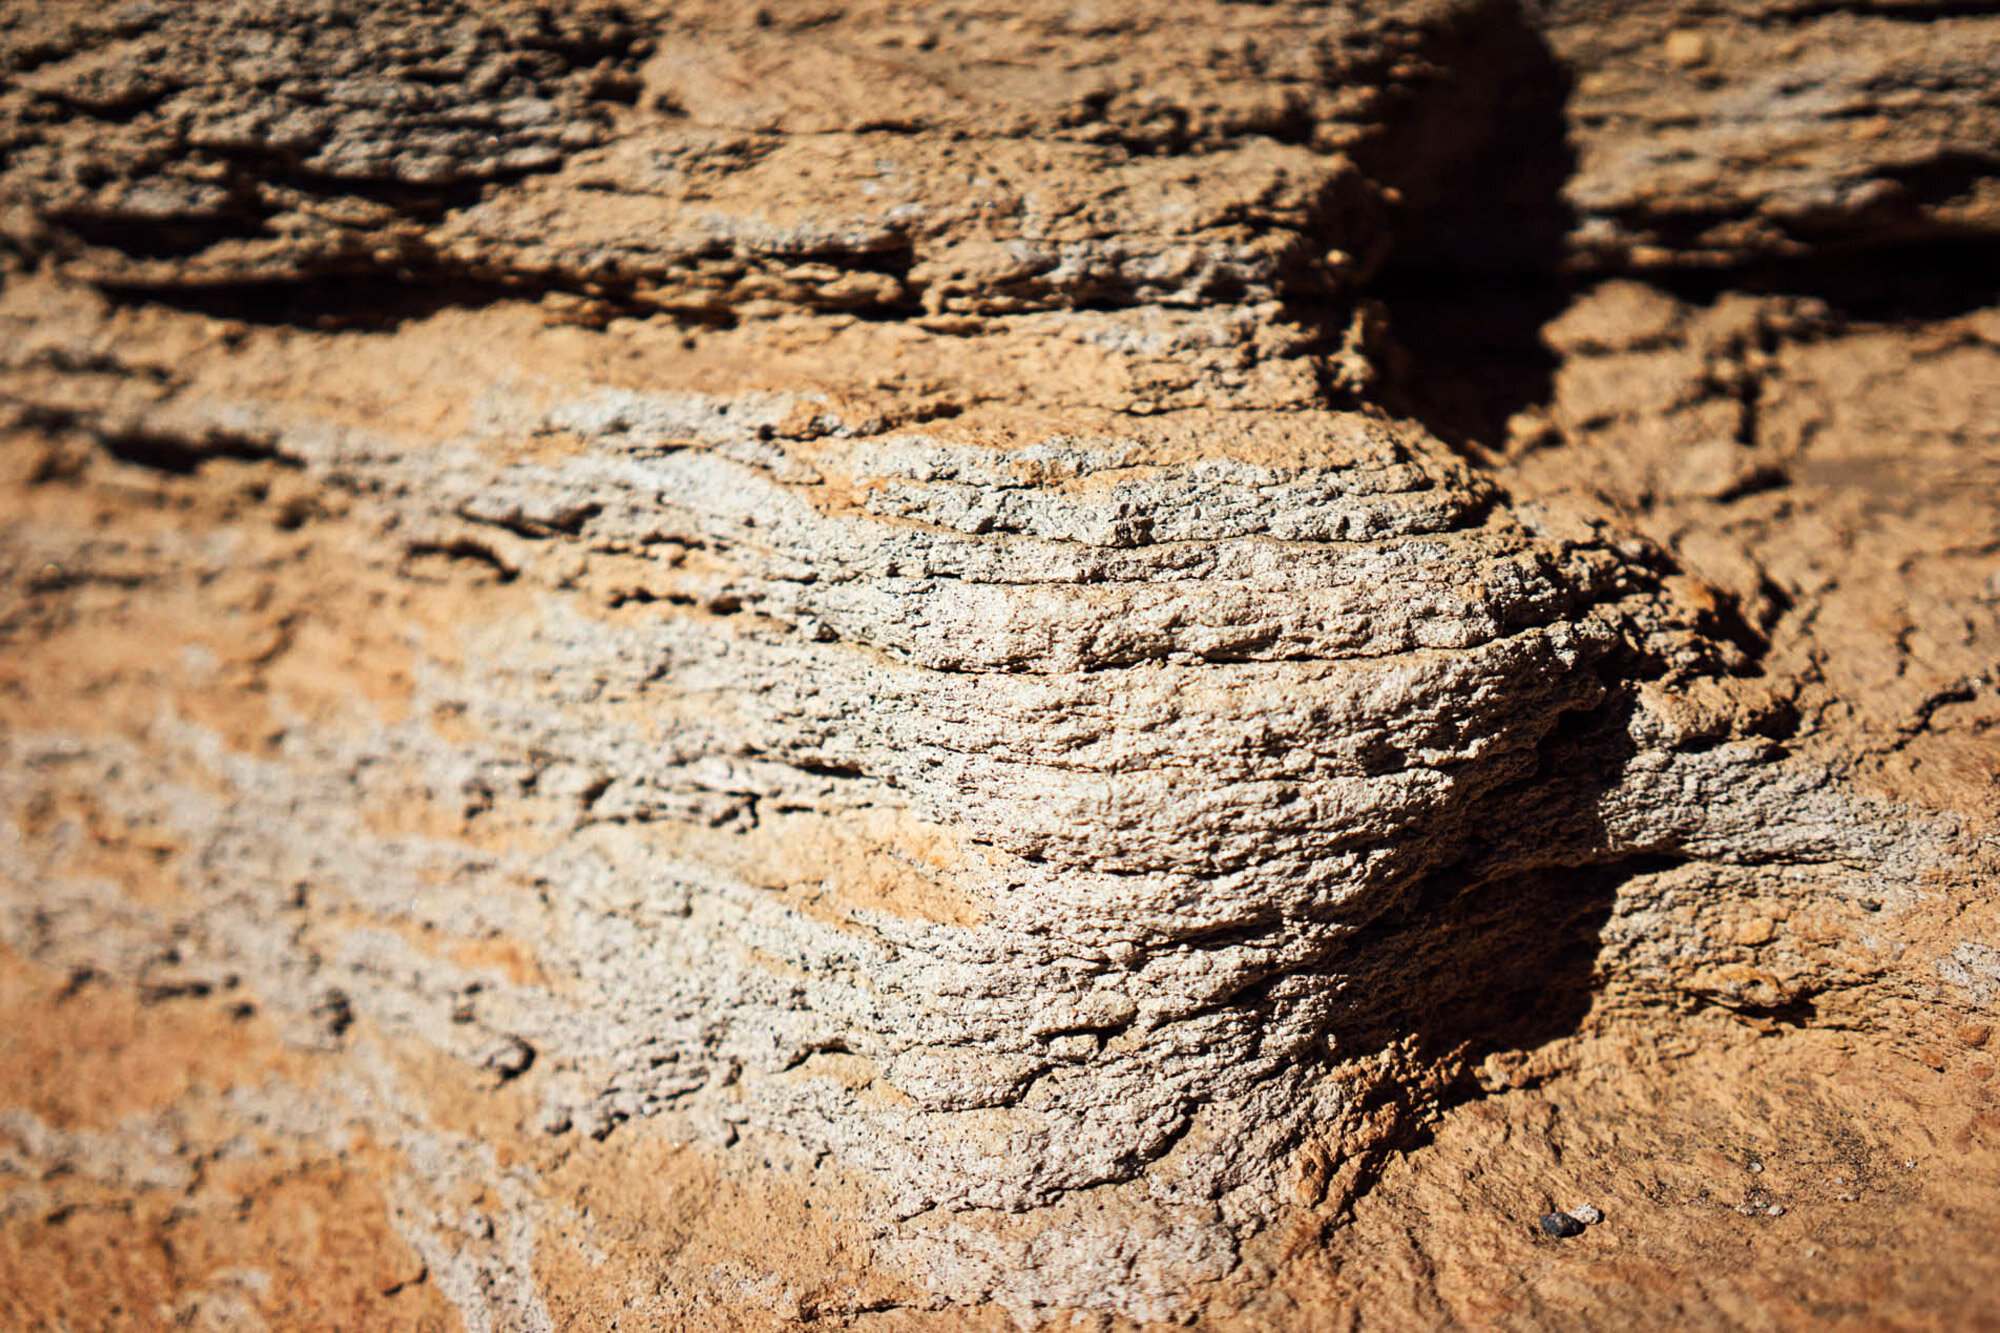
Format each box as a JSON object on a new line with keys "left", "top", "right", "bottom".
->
{"left": 95, "top": 274, "right": 538, "bottom": 333}
{"left": 1296, "top": 684, "right": 1671, "bottom": 1209}
{"left": 1332, "top": 689, "right": 1648, "bottom": 1067}
{"left": 1644, "top": 236, "right": 2000, "bottom": 324}
{"left": 1350, "top": 0, "right": 1579, "bottom": 456}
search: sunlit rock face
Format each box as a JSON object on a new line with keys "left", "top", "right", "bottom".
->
{"left": 2, "top": 0, "right": 1992, "bottom": 1324}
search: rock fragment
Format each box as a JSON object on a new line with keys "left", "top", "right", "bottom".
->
{"left": 1540, "top": 1212, "right": 1586, "bottom": 1238}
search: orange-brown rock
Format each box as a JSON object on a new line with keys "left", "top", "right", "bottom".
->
{"left": 1, "top": 0, "right": 1995, "bottom": 1327}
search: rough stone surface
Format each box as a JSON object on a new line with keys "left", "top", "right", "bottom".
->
{"left": 1548, "top": 0, "right": 2000, "bottom": 272}
{"left": 1, "top": 1, "right": 1997, "bottom": 1328}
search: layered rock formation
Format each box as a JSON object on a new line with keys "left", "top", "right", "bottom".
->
{"left": 2, "top": 1, "right": 1996, "bottom": 1327}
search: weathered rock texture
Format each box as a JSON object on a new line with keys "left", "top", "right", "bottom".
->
{"left": 1, "top": 1, "right": 1997, "bottom": 1327}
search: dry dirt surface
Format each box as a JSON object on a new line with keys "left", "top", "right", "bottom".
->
{"left": 1, "top": 1, "right": 1996, "bottom": 1329}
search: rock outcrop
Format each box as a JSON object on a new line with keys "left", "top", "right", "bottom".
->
{"left": 2, "top": 1, "right": 1996, "bottom": 1327}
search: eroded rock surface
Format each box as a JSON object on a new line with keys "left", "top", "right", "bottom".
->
{"left": 2, "top": 1, "right": 1997, "bottom": 1327}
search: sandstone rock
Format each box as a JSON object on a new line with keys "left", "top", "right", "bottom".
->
{"left": 1, "top": 1, "right": 1996, "bottom": 1327}
{"left": 1548, "top": 0, "right": 2000, "bottom": 271}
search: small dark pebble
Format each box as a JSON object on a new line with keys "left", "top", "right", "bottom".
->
{"left": 1539, "top": 1212, "right": 1586, "bottom": 1238}
{"left": 481, "top": 1034, "right": 536, "bottom": 1081}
